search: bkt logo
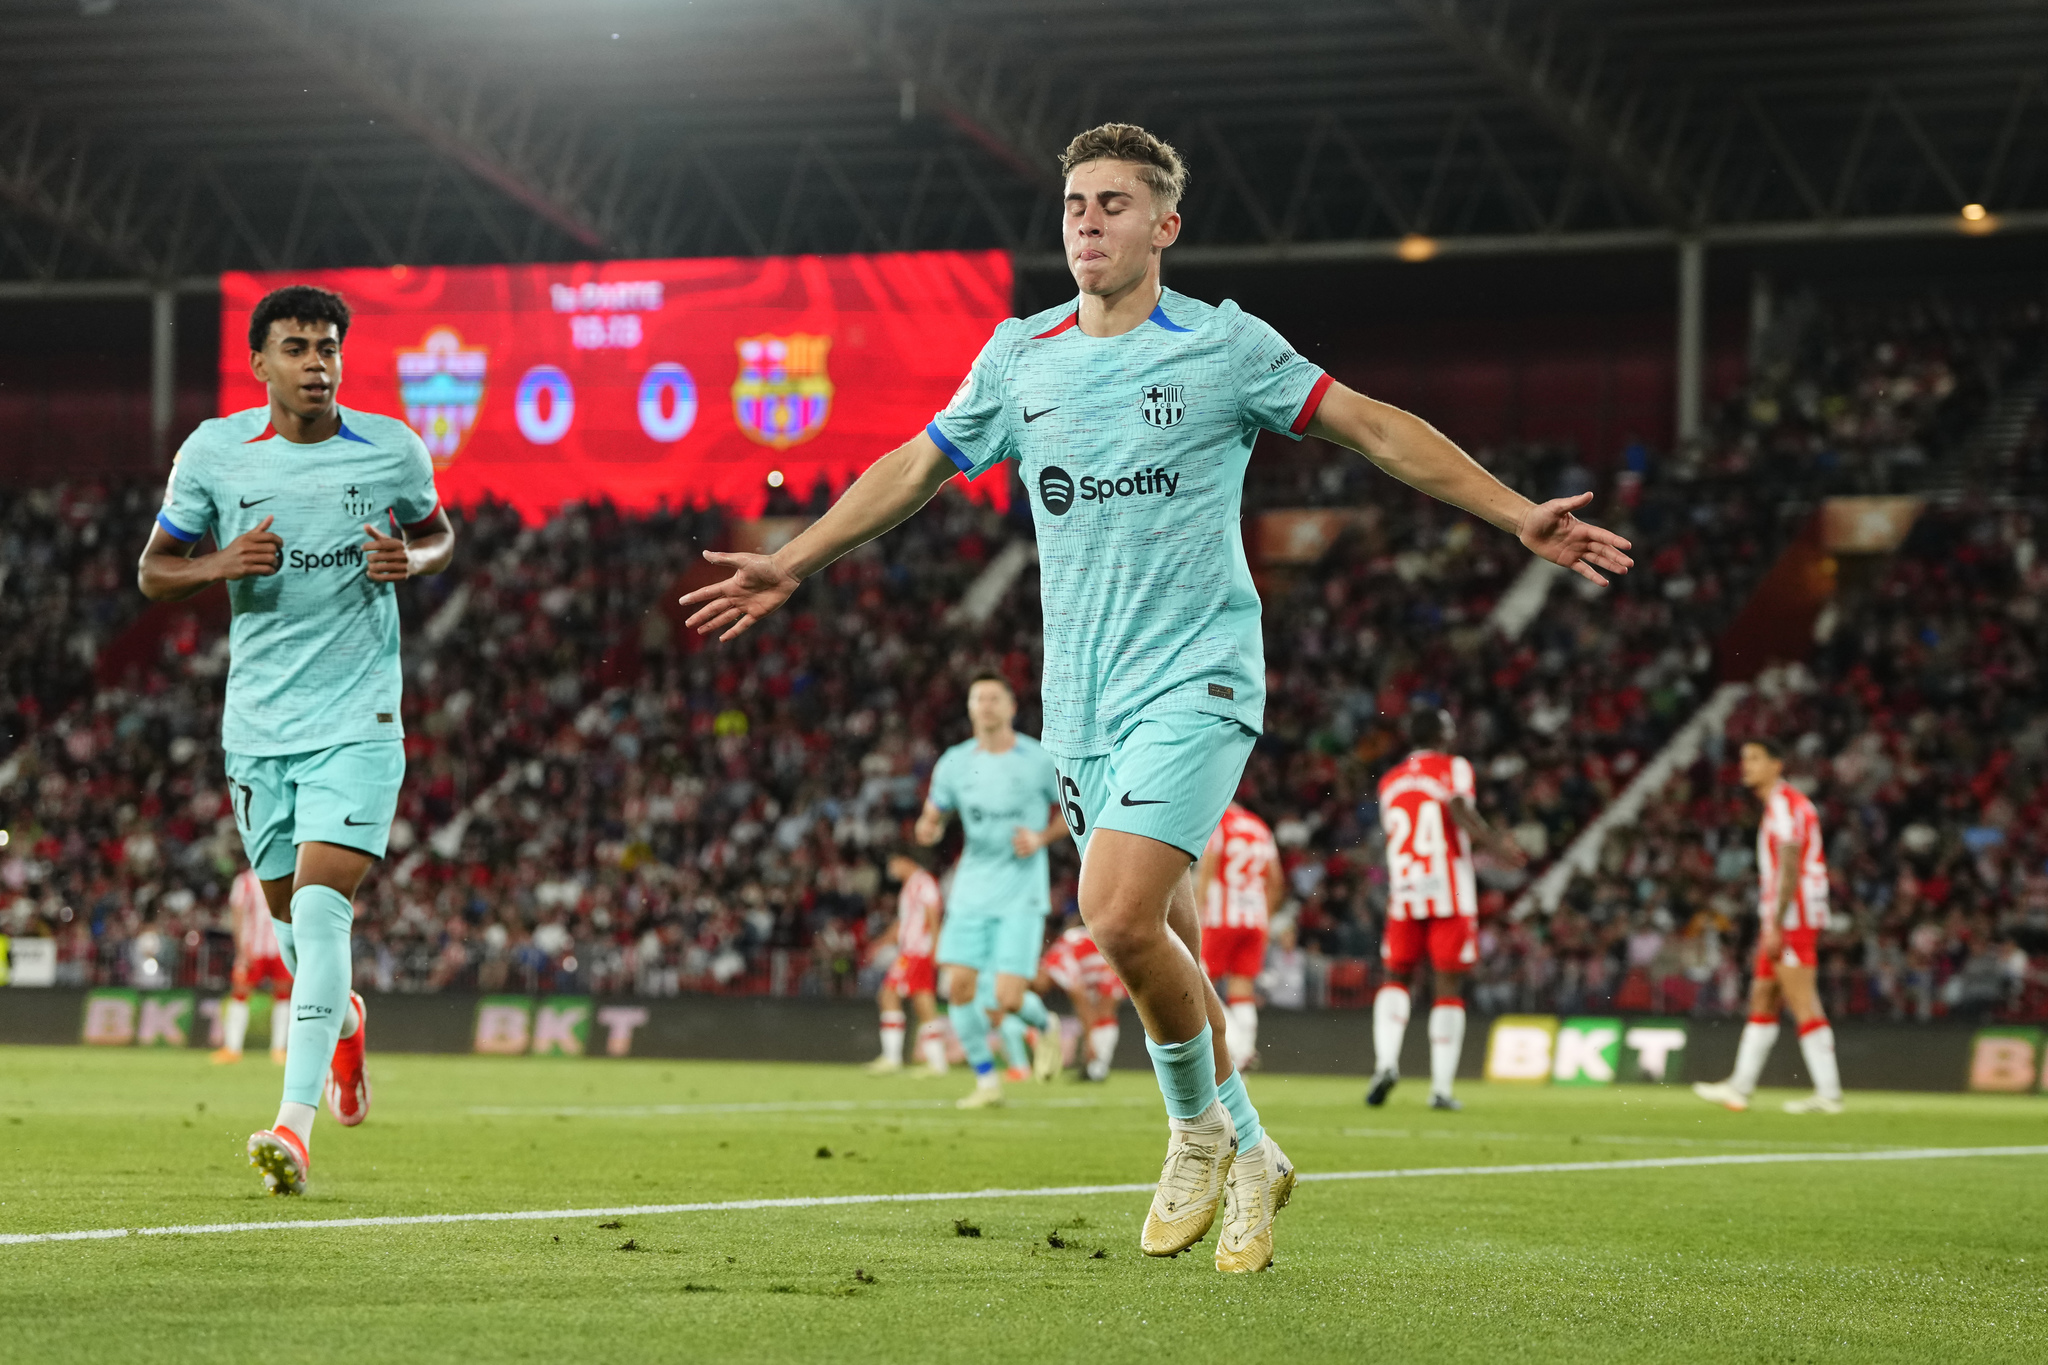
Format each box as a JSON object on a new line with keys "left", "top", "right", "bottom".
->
{"left": 1036, "top": 465, "right": 1182, "bottom": 517}
{"left": 287, "top": 545, "right": 366, "bottom": 572}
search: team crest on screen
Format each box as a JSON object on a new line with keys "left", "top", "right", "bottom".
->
{"left": 733, "top": 333, "right": 834, "bottom": 449}
{"left": 396, "top": 328, "right": 489, "bottom": 470}
{"left": 1139, "top": 383, "right": 1186, "bottom": 428}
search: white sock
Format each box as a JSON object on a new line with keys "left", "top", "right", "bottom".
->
{"left": 1087, "top": 1023, "right": 1119, "bottom": 1081}
{"left": 274, "top": 1100, "right": 316, "bottom": 1145}
{"left": 1730, "top": 1018, "right": 1780, "bottom": 1096}
{"left": 1373, "top": 986, "right": 1411, "bottom": 1076}
{"left": 222, "top": 997, "right": 250, "bottom": 1054}
{"left": 1428, "top": 1001, "right": 1465, "bottom": 1098}
{"left": 269, "top": 995, "right": 290, "bottom": 1058}
{"left": 1225, "top": 1001, "right": 1259, "bottom": 1069}
{"left": 338, "top": 994, "right": 359, "bottom": 1041}
{"left": 1797, "top": 1022, "right": 1841, "bottom": 1101}
{"left": 1169, "top": 1097, "right": 1235, "bottom": 1141}
{"left": 879, "top": 1010, "right": 906, "bottom": 1065}
{"left": 917, "top": 1022, "right": 949, "bottom": 1072}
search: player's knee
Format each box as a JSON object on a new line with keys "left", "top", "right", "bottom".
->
{"left": 1085, "top": 909, "right": 1156, "bottom": 972}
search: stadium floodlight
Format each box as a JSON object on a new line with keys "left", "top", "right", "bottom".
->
{"left": 1397, "top": 234, "right": 1439, "bottom": 262}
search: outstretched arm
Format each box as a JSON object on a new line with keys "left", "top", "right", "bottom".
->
{"left": 1307, "top": 383, "right": 1633, "bottom": 586}
{"left": 681, "top": 431, "right": 959, "bottom": 641}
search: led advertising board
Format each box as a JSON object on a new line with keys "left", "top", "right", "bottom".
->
{"left": 219, "top": 251, "right": 1014, "bottom": 520}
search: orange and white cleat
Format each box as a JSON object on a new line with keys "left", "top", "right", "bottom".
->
{"left": 247, "top": 1126, "right": 309, "bottom": 1196}
{"left": 324, "top": 992, "right": 371, "bottom": 1127}
{"left": 209, "top": 1047, "right": 243, "bottom": 1065}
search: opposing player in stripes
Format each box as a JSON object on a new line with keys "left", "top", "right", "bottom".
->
{"left": 1694, "top": 737, "right": 1844, "bottom": 1114}
{"left": 1369, "top": 709, "right": 1525, "bottom": 1110}
{"left": 866, "top": 852, "right": 950, "bottom": 1076}
{"left": 211, "top": 866, "right": 292, "bottom": 1065}
{"left": 1195, "top": 802, "right": 1282, "bottom": 1071}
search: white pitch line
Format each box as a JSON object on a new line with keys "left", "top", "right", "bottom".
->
{"left": 6, "top": 1144, "right": 2044, "bottom": 1248}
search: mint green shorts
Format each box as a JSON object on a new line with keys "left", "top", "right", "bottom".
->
{"left": 223, "top": 740, "right": 406, "bottom": 880}
{"left": 1049, "top": 711, "right": 1258, "bottom": 863}
{"left": 937, "top": 909, "right": 1046, "bottom": 981}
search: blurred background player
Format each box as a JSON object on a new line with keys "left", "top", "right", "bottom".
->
{"left": 1369, "top": 709, "right": 1526, "bottom": 1110}
{"left": 1195, "top": 801, "right": 1282, "bottom": 1071}
{"left": 138, "top": 284, "right": 454, "bottom": 1195}
{"left": 1043, "top": 918, "right": 1128, "bottom": 1082}
{"left": 1694, "top": 738, "right": 1844, "bottom": 1115}
{"left": 211, "top": 865, "right": 292, "bottom": 1065}
{"left": 867, "top": 852, "right": 950, "bottom": 1076}
{"left": 914, "top": 673, "right": 1070, "bottom": 1107}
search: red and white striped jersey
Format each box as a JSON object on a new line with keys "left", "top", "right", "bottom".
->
{"left": 1201, "top": 803, "right": 1278, "bottom": 930}
{"left": 1757, "top": 780, "right": 1829, "bottom": 931}
{"left": 1377, "top": 750, "right": 1477, "bottom": 921}
{"left": 896, "top": 868, "right": 943, "bottom": 959}
{"left": 230, "top": 869, "right": 280, "bottom": 960}
{"left": 1043, "top": 926, "right": 1125, "bottom": 1000}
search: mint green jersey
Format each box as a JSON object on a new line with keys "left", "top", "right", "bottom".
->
{"left": 927, "top": 290, "right": 1330, "bottom": 756}
{"left": 926, "top": 733, "right": 1061, "bottom": 918}
{"left": 156, "top": 405, "right": 441, "bottom": 757}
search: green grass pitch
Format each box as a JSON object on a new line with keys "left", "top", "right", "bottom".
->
{"left": 3, "top": 1046, "right": 2044, "bottom": 1363}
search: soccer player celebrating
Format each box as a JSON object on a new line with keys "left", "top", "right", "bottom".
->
{"left": 211, "top": 865, "right": 293, "bottom": 1065}
{"left": 1694, "top": 738, "right": 1844, "bottom": 1114}
{"left": 138, "top": 285, "right": 454, "bottom": 1194}
{"left": 1195, "top": 801, "right": 1282, "bottom": 1071}
{"left": 681, "top": 123, "right": 1631, "bottom": 1271}
{"left": 867, "top": 852, "right": 950, "bottom": 1076}
{"left": 912, "top": 674, "right": 1070, "bottom": 1107}
{"left": 1043, "top": 919, "right": 1128, "bottom": 1081}
{"left": 1369, "top": 710, "right": 1526, "bottom": 1110}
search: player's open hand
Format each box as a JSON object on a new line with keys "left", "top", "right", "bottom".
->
{"left": 1517, "top": 492, "right": 1634, "bottom": 586}
{"left": 361, "top": 517, "right": 412, "bottom": 582}
{"left": 214, "top": 515, "right": 283, "bottom": 580}
{"left": 680, "top": 551, "right": 801, "bottom": 642}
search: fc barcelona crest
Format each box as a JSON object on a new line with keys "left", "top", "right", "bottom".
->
{"left": 396, "top": 328, "right": 488, "bottom": 470}
{"left": 732, "top": 333, "right": 834, "bottom": 449}
{"left": 1140, "top": 383, "right": 1186, "bottom": 428}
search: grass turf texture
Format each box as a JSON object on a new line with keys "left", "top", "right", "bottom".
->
{"left": 2, "top": 1047, "right": 2043, "bottom": 1363}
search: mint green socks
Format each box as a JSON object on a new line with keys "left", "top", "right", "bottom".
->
{"left": 281, "top": 885, "right": 353, "bottom": 1107}
{"left": 949, "top": 1002, "right": 997, "bottom": 1078}
{"left": 998, "top": 1013, "right": 1031, "bottom": 1073}
{"left": 1015, "top": 990, "right": 1050, "bottom": 1030}
{"left": 1218, "top": 1069, "right": 1264, "bottom": 1150}
{"left": 270, "top": 916, "right": 296, "bottom": 976}
{"left": 1145, "top": 1024, "right": 1220, "bottom": 1122}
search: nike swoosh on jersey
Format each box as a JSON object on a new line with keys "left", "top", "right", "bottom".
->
{"left": 1022, "top": 406, "right": 1059, "bottom": 423}
{"left": 239, "top": 495, "right": 275, "bottom": 508}
{"left": 1119, "top": 792, "right": 1168, "bottom": 807}
{"left": 342, "top": 815, "right": 375, "bottom": 826}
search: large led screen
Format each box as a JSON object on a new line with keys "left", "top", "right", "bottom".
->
{"left": 219, "top": 251, "right": 1014, "bottom": 520}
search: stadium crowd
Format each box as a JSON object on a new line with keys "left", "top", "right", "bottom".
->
{"left": 3, "top": 290, "right": 2044, "bottom": 1023}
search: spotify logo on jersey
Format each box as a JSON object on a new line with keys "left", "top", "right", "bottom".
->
{"left": 1039, "top": 466, "right": 1075, "bottom": 515}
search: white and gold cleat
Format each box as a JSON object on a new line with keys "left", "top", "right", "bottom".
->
{"left": 1783, "top": 1093, "right": 1844, "bottom": 1114}
{"left": 1691, "top": 1080, "right": 1749, "bottom": 1112}
{"left": 1215, "top": 1134, "right": 1295, "bottom": 1273}
{"left": 864, "top": 1056, "right": 905, "bottom": 1075}
{"left": 246, "top": 1127, "right": 309, "bottom": 1197}
{"left": 1032, "top": 1014, "right": 1063, "bottom": 1083}
{"left": 1140, "top": 1111, "right": 1236, "bottom": 1256}
{"left": 955, "top": 1080, "right": 1005, "bottom": 1109}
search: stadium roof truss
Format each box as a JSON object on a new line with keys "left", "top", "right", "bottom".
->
{"left": 1, "top": 0, "right": 2046, "bottom": 289}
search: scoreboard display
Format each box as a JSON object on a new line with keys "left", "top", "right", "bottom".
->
{"left": 219, "top": 251, "right": 1014, "bottom": 520}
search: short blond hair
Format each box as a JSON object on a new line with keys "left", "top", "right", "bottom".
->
{"left": 1059, "top": 123, "right": 1188, "bottom": 215}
